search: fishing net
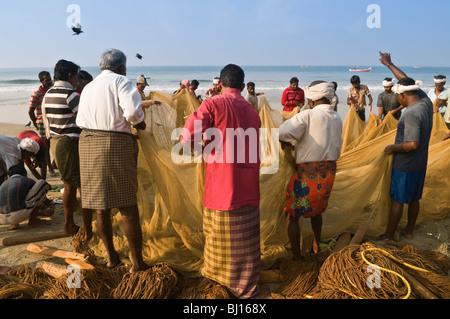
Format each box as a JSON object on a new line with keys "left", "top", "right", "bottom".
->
{"left": 2, "top": 89, "right": 447, "bottom": 300}
{"left": 86, "top": 91, "right": 448, "bottom": 276}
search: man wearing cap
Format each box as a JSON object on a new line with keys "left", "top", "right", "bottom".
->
{"left": 0, "top": 134, "right": 40, "bottom": 173}
{"left": 377, "top": 77, "right": 403, "bottom": 123}
{"left": 378, "top": 52, "right": 433, "bottom": 241}
{"left": 427, "top": 75, "right": 447, "bottom": 116}
{"left": 0, "top": 164, "right": 51, "bottom": 230}
{"left": 136, "top": 75, "right": 161, "bottom": 107}
{"left": 279, "top": 81, "right": 342, "bottom": 261}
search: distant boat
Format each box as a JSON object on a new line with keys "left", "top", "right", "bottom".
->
{"left": 349, "top": 67, "right": 372, "bottom": 72}
{"left": 413, "top": 66, "right": 421, "bottom": 69}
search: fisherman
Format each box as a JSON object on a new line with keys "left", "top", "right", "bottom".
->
{"left": 181, "top": 64, "right": 268, "bottom": 299}
{"left": 279, "top": 81, "right": 342, "bottom": 261}
{"left": 378, "top": 52, "right": 433, "bottom": 241}
{"left": 377, "top": 77, "right": 403, "bottom": 123}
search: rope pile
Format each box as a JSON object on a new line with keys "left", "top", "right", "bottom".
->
{"left": 0, "top": 239, "right": 448, "bottom": 299}
{"left": 274, "top": 241, "right": 450, "bottom": 299}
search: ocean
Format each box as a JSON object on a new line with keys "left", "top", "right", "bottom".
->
{"left": 1, "top": 65, "right": 448, "bottom": 126}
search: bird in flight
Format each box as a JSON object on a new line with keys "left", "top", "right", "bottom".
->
{"left": 72, "top": 23, "right": 84, "bottom": 35}
{"left": 136, "top": 53, "right": 143, "bottom": 60}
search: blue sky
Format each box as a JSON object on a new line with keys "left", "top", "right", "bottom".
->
{"left": 1, "top": 0, "right": 449, "bottom": 68}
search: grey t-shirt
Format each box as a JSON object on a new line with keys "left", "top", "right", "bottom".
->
{"left": 377, "top": 91, "right": 402, "bottom": 120}
{"left": 393, "top": 90, "right": 433, "bottom": 172}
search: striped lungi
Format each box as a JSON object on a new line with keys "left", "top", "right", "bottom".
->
{"left": 79, "top": 129, "right": 139, "bottom": 210}
{"left": 202, "top": 206, "right": 261, "bottom": 299}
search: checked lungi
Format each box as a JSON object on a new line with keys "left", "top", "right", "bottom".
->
{"left": 284, "top": 161, "right": 337, "bottom": 219}
{"left": 79, "top": 129, "right": 139, "bottom": 210}
{"left": 202, "top": 206, "right": 261, "bottom": 299}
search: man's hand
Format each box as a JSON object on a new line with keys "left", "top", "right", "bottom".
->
{"left": 280, "top": 141, "right": 292, "bottom": 150}
{"left": 379, "top": 51, "right": 393, "bottom": 67}
{"left": 133, "top": 121, "right": 147, "bottom": 131}
{"left": 385, "top": 144, "right": 396, "bottom": 155}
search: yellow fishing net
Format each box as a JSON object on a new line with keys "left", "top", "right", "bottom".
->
{"left": 88, "top": 91, "right": 450, "bottom": 278}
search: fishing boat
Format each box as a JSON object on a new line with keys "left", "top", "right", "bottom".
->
{"left": 349, "top": 67, "right": 372, "bottom": 72}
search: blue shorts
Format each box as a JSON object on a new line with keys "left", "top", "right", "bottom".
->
{"left": 390, "top": 169, "right": 426, "bottom": 204}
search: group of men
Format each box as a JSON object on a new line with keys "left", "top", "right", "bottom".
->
{"left": 0, "top": 49, "right": 442, "bottom": 299}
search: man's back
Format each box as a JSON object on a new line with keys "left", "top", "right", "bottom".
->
{"left": 0, "top": 175, "right": 35, "bottom": 213}
{"left": 77, "top": 70, "right": 144, "bottom": 133}
{"left": 394, "top": 90, "right": 433, "bottom": 172}
{"left": 42, "top": 81, "right": 81, "bottom": 138}
{"left": 183, "top": 88, "right": 261, "bottom": 211}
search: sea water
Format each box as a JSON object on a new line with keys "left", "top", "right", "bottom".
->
{"left": 1, "top": 65, "right": 449, "bottom": 126}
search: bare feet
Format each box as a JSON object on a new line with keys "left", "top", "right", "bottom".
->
{"left": 7, "top": 224, "right": 20, "bottom": 231}
{"left": 28, "top": 218, "right": 48, "bottom": 229}
{"left": 377, "top": 233, "right": 393, "bottom": 241}
{"left": 106, "top": 251, "right": 121, "bottom": 269}
{"left": 129, "top": 262, "right": 149, "bottom": 273}
{"left": 401, "top": 229, "right": 413, "bottom": 240}
{"left": 255, "top": 284, "right": 271, "bottom": 299}
{"left": 64, "top": 223, "right": 80, "bottom": 236}
{"left": 0, "top": 266, "right": 12, "bottom": 274}
{"left": 82, "top": 226, "right": 93, "bottom": 245}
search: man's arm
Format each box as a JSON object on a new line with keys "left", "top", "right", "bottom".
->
{"left": 385, "top": 141, "right": 419, "bottom": 155}
{"left": 379, "top": 52, "right": 408, "bottom": 80}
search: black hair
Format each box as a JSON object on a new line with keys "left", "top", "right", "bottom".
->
{"left": 384, "top": 77, "right": 393, "bottom": 82}
{"left": 331, "top": 81, "right": 338, "bottom": 90}
{"left": 350, "top": 75, "right": 361, "bottom": 84}
{"left": 7, "top": 163, "right": 27, "bottom": 177}
{"left": 220, "top": 64, "right": 245, "bottom": 89}
{"left": 38, "top": 71, "right": 51, "bottom": 81}
{"left": 290, "top": 77, "right": 299, "bottom": 84}
{"left": 434, "top": 75, "right": 446, "bottom": 80}
{"left": 79, "top": 70, "right": 93, "bottom": 82}
{"left": 54, "top": 60, "right": 80, "bottom": 82}
{"left": 247, "top": 82, "right": 255, "bottom": 87}
{"left": 191, "top": 79, "right": 199, "bottom": 86}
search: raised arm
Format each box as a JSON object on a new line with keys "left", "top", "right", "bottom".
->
{"left": 379, "top": 52, "right": 408, "bottom": 81}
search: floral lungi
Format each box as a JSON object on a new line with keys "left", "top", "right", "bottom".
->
{"left": 284, "top": 161, "right": 337, "bottom": 219}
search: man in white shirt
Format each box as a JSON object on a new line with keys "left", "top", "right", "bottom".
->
{"left": 77, "top": 49, "right": 148, "bottom": 273}
{"left": 279, "top": 81, "right": 342, "bottom": 261}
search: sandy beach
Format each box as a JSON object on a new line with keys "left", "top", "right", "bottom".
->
{"left": 0, "top": 122, "right": 449, "bottom": 298}
{"left": 1, "top": 122, "right": 449, "bottom": 267}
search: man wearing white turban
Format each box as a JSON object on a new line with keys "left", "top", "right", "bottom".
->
{"left": 377, "top": 77, "right": 403, "bottom": 122}
{"left": 0, "top": 135, "right": 40, "bottom": 173}
{"left": 378, "top": 52, "right": 433, "bottom": 241}
{"left": 279, "top": 81, "right": 343, "bottom": 261}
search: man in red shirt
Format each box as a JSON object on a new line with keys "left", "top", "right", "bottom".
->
{"left": 281, "top": 77, "right": 305, "bottom": 112}
{"left": 182, "top": 64, "right": 267, "bottom": 299}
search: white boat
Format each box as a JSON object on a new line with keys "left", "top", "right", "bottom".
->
{"left": 349, "top": 67, "right": 372, "bottom": 72}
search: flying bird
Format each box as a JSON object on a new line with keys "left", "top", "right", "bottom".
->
{"left": 72, "top": 23, "right": 84, "bottom": 35}
{"left": 136, "top": 53, "right": 143, "bottom": 60}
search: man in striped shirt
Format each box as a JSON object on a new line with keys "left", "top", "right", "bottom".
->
{"left": 42, "top": 59, "right": 87, "bottom": 235}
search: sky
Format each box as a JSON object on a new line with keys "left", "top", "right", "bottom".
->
{"left": 0, "top": 0, "right": 449, "bottom": 68}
